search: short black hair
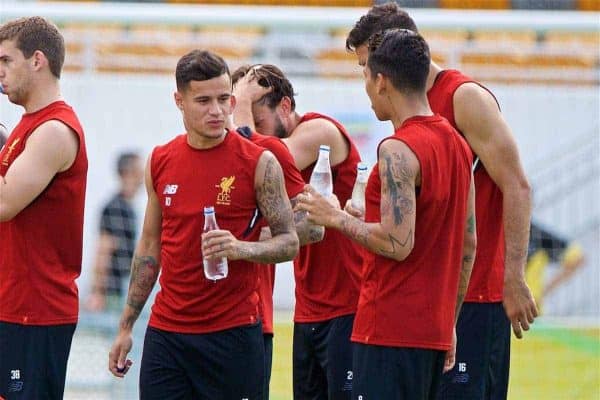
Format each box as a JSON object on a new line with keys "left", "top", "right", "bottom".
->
{"left": 175, "top": 50, "right": 230, "bottom": 91}
{"left": 367, "top": 29, "right": 430, "bottom": 95}
{"left": 346, "top": 2, "right": 418, "bottom": 52}
{"left": 116, "top": 152, "right": 139, "bottom": 177}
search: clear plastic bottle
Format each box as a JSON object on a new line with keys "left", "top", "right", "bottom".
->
{"left": 309, "top": 145, "right": 333, "bottom": 197}
{"left": 350, "top": 162, "right": 369, "bottom": 215}
{"left": 202, "top": 206, "right": 228, "bottom": 281}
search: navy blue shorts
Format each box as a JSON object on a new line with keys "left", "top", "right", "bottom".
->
{"left": 352, "top": 343, "right": 445, "bottom": 400}
{"left": 140, "top": 323, "right": 264, "bottom": 400}
{"left": 437, "top": 302, "right": 511, "bottom": 400}
{"left": 293, "top": 314, "right": 354, "bottom": 400}
{"left": 0, "top": 321, "right": 76, "bottom": 400}
{"left": 263, "top": 333, "right": 273, "bottom": 400}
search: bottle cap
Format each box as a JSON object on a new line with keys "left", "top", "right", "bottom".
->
{"left": 319, "top": 145, "right": 330, "bottom": 152}
{"left": 204, "top": 206, "right": 215, "bottom": 214}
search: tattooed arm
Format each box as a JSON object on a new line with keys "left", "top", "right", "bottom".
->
{"left": 109, "top": 156, "right": 161, "bottom": 377}
{"left": 456, "top": 172, "right": 476, "bottom": 323}
{"left": 202, "top": 151, "right": 299, "bottom": 264}
{"left": 296, "top": 139, "right": 418, "bottom": 262}
{"left": 291, "top": 196, "right": 325, "bottom": 245}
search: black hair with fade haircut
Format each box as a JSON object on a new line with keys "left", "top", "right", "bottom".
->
{"left": 346, "top": 2, "right": 418, "bottom": 52}
{"left": 0, "top": 16, "right": 65, "bottom": 79}
{"left": 367, "top": 29, "right": 430, "bottom": 95}
{"left": 175, "top": 50, "right": 230, "bottom": 91}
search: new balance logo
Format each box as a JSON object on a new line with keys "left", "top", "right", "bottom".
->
{"left": 163, "top": 184, "right": 179, "bottom": 195}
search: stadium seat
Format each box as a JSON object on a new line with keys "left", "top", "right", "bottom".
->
{"left": 512, "top": 0, "right": 576, "bottom": 10}
{"left": 577, "top": 0, "right": 600, "bottom": 10}
{"left": 439, "top": 0, "right": 510, "bottom": 9}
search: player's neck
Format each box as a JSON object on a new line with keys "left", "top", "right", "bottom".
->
{"left": 390, "top": 93, "right": 432, "bottom": 130}
{"left": 287, "top": 112, "right": 302, "bottom": 137}
{"left": 425, "top": 62, "right": 443, "bottom": 93}
{"left": 23, "top": 81, "right": 62, "bottom": 114}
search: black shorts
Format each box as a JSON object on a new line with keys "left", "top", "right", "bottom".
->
{"left": 263, "top": 333, "right": 273, "bottom": 400}
{"left": 140, "top": 323, "right": 264, "bottom": 400}
{"left": 352, "top": 343, "right": 445, "bottom": 400}
{"left": 0, "top": 321, "right": 76, "bottom": 400}
{"left": 293, "top": 314, "right": 354, "bottom": 400}
{"left": 437, "top": 302, "right": 511, "bottom": 400}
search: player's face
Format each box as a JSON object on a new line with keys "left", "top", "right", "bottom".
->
{"left": 252, "top": 103, "right": 288, "bottom": 139}
{"left": 363, "top": 65, "right": 388, "bottom": 121}
{"left": 176, "top": 73, "right": 233, "bottom": 142}
{"left": 0, "top": 40, "right": 33, "bottom": 106}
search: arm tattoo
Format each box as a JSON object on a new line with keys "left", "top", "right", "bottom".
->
{"left": 252, "top": 156, "right": 298, "bottom": 263}
{"left": 122, "top": 255, "right": 159, "bottom": 330}
{"left": 379, "top": 229, "right": 413, "bottom": 255}
{"left": 455, "top": 254, "right": 474, "bottom": 322}
{"left": 340, "top": 216, "right": 369, "bottom": 247}
{"left": 290, "top": 196, "right": 323, "bottom": 245}
{"left": 382, "top": 151, "right": 415, "bottom": 226}
{"left": 467, "top": 214, "right": 475, "bottom": 234}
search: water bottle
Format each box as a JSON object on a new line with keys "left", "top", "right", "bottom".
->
{"left": 203, "top": 206, "right": 228, "bottom": 281}
{"left": 309, "top": 145, "right": 333, "bottom": 197}
{"left": 350, "top": 162, "right": 369, "bottom": 215}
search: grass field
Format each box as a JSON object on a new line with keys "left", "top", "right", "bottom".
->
{"left": 268, "top": 320, "right": 600, "bottom": 400}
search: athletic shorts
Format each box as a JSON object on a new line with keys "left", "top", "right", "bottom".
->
{"left": 0, "top": 321, "right": 76, "bottom": 400}
{"left": 140, "top": 323, "right": 264, "bottom": 400}
{"left": 352, "top": 343, "right": 445, "bottom": 400}
{"left": 293, "top": 314, "right": 354, "bottom": 400}
{"left": 263, "top": 333, "right": 273, "bottom": 400}
{"left": 437, "top": 302, "right": 511, "bottom": 400}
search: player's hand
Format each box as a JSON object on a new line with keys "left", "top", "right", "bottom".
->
{"left": 109, "top": 332, "right": 134, "bottom": 378}
{"left": 443, "top": 328, "right": 457, "bottom": 373}
{"left": 294, "top": 185, "right": 341, "bottom": 227}
{"left": 202, "top": 229, "right": 244, "bottom": 261}
{"left": 233, "top": 70, "right": 272, "bottom": 103}
{"left": 503, "top": 274, "right": 538, "bottom": 339}
{"left": 344, "top": 200, "right": 364, "bottom": 220}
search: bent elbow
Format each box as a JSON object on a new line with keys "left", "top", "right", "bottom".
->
{"left": 388, "top": 244, "right": 414, "bottom": 262}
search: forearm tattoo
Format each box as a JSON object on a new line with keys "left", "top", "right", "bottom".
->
{"left": 122, "top": 255, "right": 159, "bottom": 330}
{"left": 254, "top": 157, "right": 297, "bottom": 262}
{"left": 291, "top": 196, "right": 323, "bottom": 245}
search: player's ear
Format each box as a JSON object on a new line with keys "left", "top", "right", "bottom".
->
{"left": 174, "top": 92, "right": 183, "bottom": 111}
{"left": 375, "top": 73, "right": 387, "bottom": 95}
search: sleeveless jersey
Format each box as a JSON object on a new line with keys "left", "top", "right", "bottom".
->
{"left": 0, "top": 101, "right": 87, "bottom": 325}
{"left": 148, "top": 131, "right": 266, "bottom": 333}
{"left": 351, "top": 115, "right": 472, "bottom": 350}
{"left": 428, "top": 69, "right": 504, "bottom": 302}
{"left": 293, "top": 112, "right": 363, "bottom": 323}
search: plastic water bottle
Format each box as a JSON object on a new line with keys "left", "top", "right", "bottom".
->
{"left": 350, "top": 162, "right": 369, "bottom": 215}
{"left": 203, "top": 206, "right": 228, "bottom": 281}
{"left": 309, "top": 145, "right": 333, "bottom": 197}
